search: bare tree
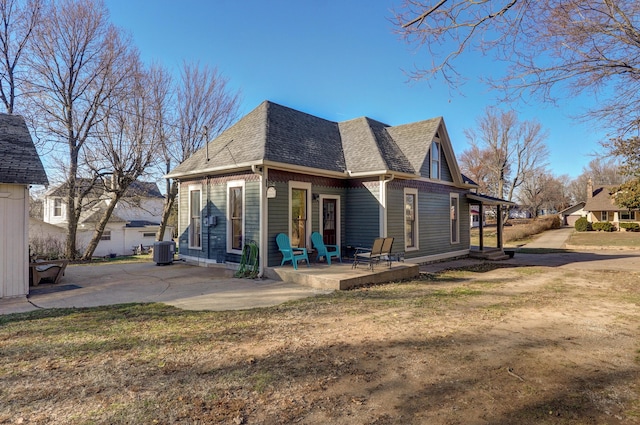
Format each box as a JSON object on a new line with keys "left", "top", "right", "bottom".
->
{"left": 461, "top": 107, "right": 549, "bottom": 203}
{"left": 567, "top": 158, "right": 624, "bottom": 203}
{"left": 80, "top": 60, "right": 164, "bottom": 260}
{"left": 156, "top": 61, "right": 241, "bottom": 241}
{"left": 26, "top": 0, "right": 134, "bottom": 258}
{"left": 0, "top": 0, "right": 42, "bottom": 114}
{"left": 393, "top": 1, "right": 640, "bottom": 134}
{"left": 519, "top": 172, "right": 570, "bottom": 217}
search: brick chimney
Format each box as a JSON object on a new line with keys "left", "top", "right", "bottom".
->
{"left": 587, "top": 178, "right": 593, "bottom": 199}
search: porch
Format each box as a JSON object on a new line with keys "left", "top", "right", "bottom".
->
{"left": 264, "top": 261, "right": 420, "bottom": 290}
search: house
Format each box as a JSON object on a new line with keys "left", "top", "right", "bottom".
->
{"left": 41, "top": 180, "right": 173, "bottom": 256}
{"left": 0, "top": 114, "right": 48, "bottom": 298}
{"left": 583, "top": 179, "right": 639, "bottom": 228}
{"left": 559, "top": 202, "right": 585, "bottom": 227}
{"left": 166, "top": 101, "right": 512, "bottom": 273}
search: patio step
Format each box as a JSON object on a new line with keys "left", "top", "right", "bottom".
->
{"left": 264, "top": 262, "right": 420, "bottom": 290}
{"left": 469, "top": 249, "right": 510, "bottom": 261}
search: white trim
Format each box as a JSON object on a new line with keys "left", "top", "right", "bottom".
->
{"left": 450, "top": 193, "right": 460, "bottom": 245}
{"left": 318, "top": 194, "right": 341, "bottom": 248}
{"left": 288, "top": 181, "right": 312, "bottom": 249}
{"left": 404, "top": 187, "right": 419, "bottom": 251}
{"left": 226, "top": 179, "right": 245, "bottom": 254}
{"left": 188, "top": 184, "right": 202, "bottom": 250}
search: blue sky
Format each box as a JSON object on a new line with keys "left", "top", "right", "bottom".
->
{"left": 105, "top": 0, "right": 608, "bottom": 179}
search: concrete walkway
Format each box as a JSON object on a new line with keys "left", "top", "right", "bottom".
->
{"left": 520, "top": 226, "right": 574, "bottom": 249}
{"left": 420, "top": 227, "right": 640, "bottom": 274}
{"left": 0, "top": 262, "right": 331, "bottom": 315}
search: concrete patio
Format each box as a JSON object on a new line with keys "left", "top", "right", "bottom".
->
{"left": 264, "top": 261, "right": 420, "bottom": 290}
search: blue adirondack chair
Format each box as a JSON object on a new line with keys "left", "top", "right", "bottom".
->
{"left": 276, "top": 233, "right": 309, "bottom": 270}
{"left": 311, "top": 232, "right": 341, "bottom": 265}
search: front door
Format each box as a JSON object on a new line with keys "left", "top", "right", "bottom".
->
{"left": 322, "top": 198, "right": 337, "bottom": 246}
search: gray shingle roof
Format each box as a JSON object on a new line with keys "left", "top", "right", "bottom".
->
{"left": 46, "top": 179, "right": 163, "bottom": 199}
{"left": 167, "top": 101, "right": 456, "bottom": 180}
{"left": 0, "top": 114, "right": 48, "bottom": 185}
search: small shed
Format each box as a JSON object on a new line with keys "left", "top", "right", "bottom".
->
{"left": 0, "top": 114, "right": 48, "bottom": 298}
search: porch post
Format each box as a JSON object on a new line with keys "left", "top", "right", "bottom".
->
{"left": 478, "top": 203, "right": 484, "bottom": 251}
{"left": 496, "top": 204, "right": 503, "bottom": 249}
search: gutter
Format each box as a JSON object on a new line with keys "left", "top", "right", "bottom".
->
{"left": 251, "top": 164, "right": 265, "bottom": 278}
{"left": 380, "top": 174, "right": 395, "bottom": 237}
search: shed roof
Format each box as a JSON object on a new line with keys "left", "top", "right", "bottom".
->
{"left": 0, "top": 114, "right": 48, "bottom": 185}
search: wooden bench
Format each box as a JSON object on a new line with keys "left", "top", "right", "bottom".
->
{"left": 29, "top": 259, "right": 69, "bottom": 286}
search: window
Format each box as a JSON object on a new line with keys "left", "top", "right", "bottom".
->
{"left": 289, "top": 182, "right": 311, "bottom": 248}
{"left": 430, "top": 141, "right": 440, "bottom": 179}
{"left": 53, "top": 198, "right": 62, "bottom": 217}
{"left": 600, "top": 211, "right": 614, "bottom": 221}
{"left": 620, "top": 211, "right": 636, "bottom": 220}
{"left": 227, "top": 181, "right": 244, "bottom": 253}
{"left": 189, "top": 187, "right": 202, "bottom": 249}
{"left": 404, "top": 188, "right": 418, "bottom": 250}
{"left": 143, "top": 232, "right": 155, "bottom": 237}
{"left": 100, "top": 230, "right": 111, "bottom": 241}
{"left": 450, "top": 194, "right": 459, "bottom": 244}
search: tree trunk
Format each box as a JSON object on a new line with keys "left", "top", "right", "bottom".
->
{"left": 156, "top": 180, "right": 177, "bottom": 241}
{"left": 65, "top": 149, "right": 79, "bottom": 259}
{"left": 81, "top": 193, "right": 121, "bottom": 260}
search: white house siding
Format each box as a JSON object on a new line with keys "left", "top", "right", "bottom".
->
{"left": 0, "top": 184, "right": 29, "bottom": 298}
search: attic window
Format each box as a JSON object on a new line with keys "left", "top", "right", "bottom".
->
{"left": 430, "top": 141, "right": 440, "bottom": 180}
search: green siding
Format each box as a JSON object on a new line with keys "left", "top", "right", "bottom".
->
{"left": 178, "top": 175, "right": 260, "bottom": 263}
{"left": 386, "top": 182, "right": 471, "bottom": 260}
{"left": 345, "top": 182, "right": 380, "bottom": 249}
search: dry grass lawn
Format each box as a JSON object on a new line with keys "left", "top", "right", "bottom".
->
{"left": 2, "top": 262, "right": 640, "bottom": 424}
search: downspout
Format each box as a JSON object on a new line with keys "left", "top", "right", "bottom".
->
{"left": 380, "top": 174, "right": 395, "bottom": 237}
{"left": 251, "top": 164, "right": 265, "bottom": 277}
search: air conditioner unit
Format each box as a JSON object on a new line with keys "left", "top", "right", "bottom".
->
{"left": 153, "top": 241, "right": 175, "bottom": 265}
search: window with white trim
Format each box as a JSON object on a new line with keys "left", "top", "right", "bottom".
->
{"left": 100, "top": 230, "right": 111, "bottom": 241}
{"left": 450, "top": 194, "right": 459, "bottom": 244}
{"left": 289, "top": 181, "right": 312, "bottom": 248}
{"left": 188, "top": 186, "right": 202, "bottom": 249}
{"left": 430, "top": 141, "right": 440, "bottom": 179}
{"left": 404, "top": 188, "right": 419, "bottom": 250}
{"left": 227, "top": 180, "right": 245, "bottom": 253}
{"left": 53, "top": 198, "right": 62, "bottom": 217}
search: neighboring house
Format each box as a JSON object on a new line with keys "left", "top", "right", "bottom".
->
{"left": 583, "top": 180, "right": 639, "bottom": 228}
{"left": 559, "top": 202, "right": 585, "bottom": 226}
{"left": 41, "top": 180, "right": 173, "bottom": 256}
{"left": 0, "top": 114, "right": 48, "bottom": 298}
{"left": 509, "top": 207, "right": 533, "bottom": 219}
{"left": 469, "top": 205, "right": 486, "bottom": 228}
{"left": 166, "top": 100, "right": 511, "bottom": 272}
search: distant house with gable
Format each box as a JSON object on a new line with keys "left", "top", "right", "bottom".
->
{"left": 583, "top": 179, "right": 640, "bottom": 228}
{"left": 0, "top": 114, "right": 48, "bottom": 298}
{"left": 166, "top": 101, "right": 513, "bottom": 273}
{"left": 40, "top": 179, "right": 173, "bottom": 257}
